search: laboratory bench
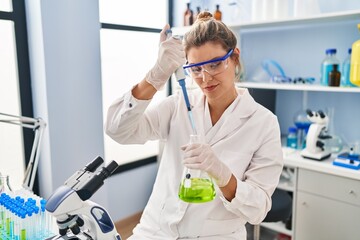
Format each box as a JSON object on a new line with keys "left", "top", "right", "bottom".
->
{"left": 261, "top": 147, "right": 360, "bottom": 240}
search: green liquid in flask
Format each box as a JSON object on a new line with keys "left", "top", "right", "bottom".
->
{"left": 179, "top": 178, "right": 215, "bottom": 203}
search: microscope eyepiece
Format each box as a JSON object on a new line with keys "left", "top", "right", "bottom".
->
{"left": 306, "top": 109, "right": 313, "bottom": 117}
{"left": 318, "top": 110, "right": 325, "bottom": 118}
{"left": 77, "top": 160, "right": 119, "bottom": 201}
{"left": 84, "top": 156, "right": 104, "bottom": 172}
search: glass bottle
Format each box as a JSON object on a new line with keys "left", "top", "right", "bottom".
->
{"left": 214, "top": 4, "right": 222, "bottom": 21}
{"left": 184, "top": 3, "right": 194, "bottom": 26}
{"left": 294, "top": 110, "right": 311, "bottom": 150}
{"left": 320, "top": 48, "right": 340, "bottom": 86}
{"left": 350, "top": 23, "right": 360, "bottom": 86}
{"left": 194, "top": 6, "right": 201, "bottom": 22}
{"left": 286, "top": 127, "right": 297, "bottom": 149}
{"left": 341, "top": 48, "right": 353, "bottom": 87}
{"left": 178, "top": 135, "right": 215, "bottom": 203}
{"left": 328, "top": 64, "right": 341, "bottom": 87}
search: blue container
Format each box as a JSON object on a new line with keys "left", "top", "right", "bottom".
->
{"left": 321, "top": 48, "right": 340, "bottom": 86}
{"left": 286, "top": 127, "right": 297, "bottom": 149}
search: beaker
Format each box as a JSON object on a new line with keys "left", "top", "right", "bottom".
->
{"left": 178, "top": 135, "right": 215, "bottom": 203}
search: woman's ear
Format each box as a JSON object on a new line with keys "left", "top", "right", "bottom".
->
{"left": 232, "top": 47, "right": 241, "bottom": 65}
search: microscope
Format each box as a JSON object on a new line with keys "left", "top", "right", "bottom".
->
{"left": 301, "top": 109, "right": 332, "bottom": 161}
{"left": 45, "top": 156, "right": 121, "bottom": 240}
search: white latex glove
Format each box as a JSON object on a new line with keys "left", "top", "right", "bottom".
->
{"left": 181, "top": 143, "right": 233, "bottom": 187}
{"left": 145, "top": 24, "right": 186, "bottom": 91}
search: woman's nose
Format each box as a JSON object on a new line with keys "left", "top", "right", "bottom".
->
{"left": 202, "top": 70, "right": 213, "bottom": 82}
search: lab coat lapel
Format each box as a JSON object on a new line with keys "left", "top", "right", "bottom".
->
{"left": 199, "top": 88, "right": 258, "bottom": 146}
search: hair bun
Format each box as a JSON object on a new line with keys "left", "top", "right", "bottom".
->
{"left": 196, "top": 11, "right": 213, "bottom": 22}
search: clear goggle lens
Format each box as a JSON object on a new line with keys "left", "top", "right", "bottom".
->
{"left": 183, "top": 49, "right": 234, "bottom": 79}
{"left": 184, "top": 59, "right": 229, "bottom": 78}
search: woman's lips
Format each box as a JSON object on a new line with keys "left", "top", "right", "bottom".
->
{"left": 204, "top": 84, "right": 218, "bottom": 91}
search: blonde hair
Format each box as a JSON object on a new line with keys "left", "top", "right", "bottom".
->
{"left": 183, "top": 11, "right": 243, "bottom": 81}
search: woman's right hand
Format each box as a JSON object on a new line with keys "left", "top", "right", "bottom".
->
{"left": 145, "top": 24, "right": 186, "bottom": 91}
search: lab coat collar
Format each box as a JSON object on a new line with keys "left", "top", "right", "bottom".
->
{"left": 192, "top": 87, "right": 258, "bottom": 146}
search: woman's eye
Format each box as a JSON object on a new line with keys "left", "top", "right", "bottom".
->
{"left": 209, "top": 62, "right": 221, "bottom": 69}
{"left": 191, "top": 66, "right": 202, "bottom": 73}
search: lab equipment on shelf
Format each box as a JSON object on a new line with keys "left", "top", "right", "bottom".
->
{"left": 184, "top": 2, "right": 194, "bottom": 26}
{"left": 178, "top": 135, "right": 215, "bottom": 203}
{"left": 333, "top": 148, "right": 360, "bottom": 170}
{"left": 328, "top": 64, "right": 341, "bottom": 87}
{"left": 0, "top": 188, "right": 55, "bottom": 239}
{"left": 293, "top": 110, "right": 311, "bottom": 150}
{"left": 45, "top": 156, "right": 121, "bottom": 240}
{"left": 286, "top": 127, "right": 297, "bottom": 149}
{"left": 350, "top": 23, "right": 360, "bottom": 86}
{"left": 300, "top": 109, "right": 331, "bottom": 161}
{"left": 214, "top": 4, "right": 222, "bottom": 21}
{"left": 320, "top": 48, "right": 340, "bottom": 86}
{"left": 341, "top": 48, "right": 354, "bottom": 87}
{"left": 0, "top": 112, "right": 46, "bottom": 191}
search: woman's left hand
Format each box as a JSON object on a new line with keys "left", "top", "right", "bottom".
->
{"left": 181, "top": 143, "right": 232, "bottom": 187}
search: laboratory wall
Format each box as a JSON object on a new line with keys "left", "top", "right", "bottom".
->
{"left": 174, "top": 0, "right": 360, "bottom": 145}
{"left": 25, "top": 0, "right": 156, "bottom": 220}
{"left": 240, "top": 21, "right": 360, "bottom": 143}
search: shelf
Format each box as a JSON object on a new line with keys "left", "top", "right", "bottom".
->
{"left": 260, "top": 221, "right": 292, "bottom": 237}
{"left": 172, "top": 10, "right": 360, "bottom": 34}
{"left": 236, "top": 82, "right": 360, "bottom": 93}
{"left": 277, "top": 179, "right": 294, "bottom": 192}
{"left": 229, "top": 10, "right": 360, "bottom": 31}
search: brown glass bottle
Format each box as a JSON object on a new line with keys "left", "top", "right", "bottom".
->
{"left": 328, "top": 64, "right": 341, "bottom": 87}
{"left": 184, "top": 3, "right": 194, "bottom": 26}
{"left": 214, "top": 4, "right": 222, "bottom": 21}
{"left": 194, "top": 6, "right": 201, "bottom": 22}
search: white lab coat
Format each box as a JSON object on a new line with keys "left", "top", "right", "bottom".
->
{"left": 105, "top": 87, "right": 283, "bottom": 240}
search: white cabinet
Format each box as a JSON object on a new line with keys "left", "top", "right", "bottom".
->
{"left": 260, "top": 166, "right": 296, "bottom": 237}
{"left": 295, "top": 168, "right": 360, "bottom": 240}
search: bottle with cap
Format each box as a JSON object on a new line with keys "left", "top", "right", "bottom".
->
{"left": 341, "top": 48, "right": 354, "bottom": 87}
{"left": 214, "top": 4, "right": 222, "bottom": 21}
{"left": 184, "top": 3, "right": 194, "bottom": 26}
{"left": 350, "top": 23, "right": 360, "bottom": 86}
{"left": 320, "top": 48, "right": 340, "bottom": 86}
{"left": 328, "top": 64, "right": 341, "bottom": 87}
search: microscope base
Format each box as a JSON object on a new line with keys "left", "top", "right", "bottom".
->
{"left": 301, "top": 149, "right": 331, "bottom": 161}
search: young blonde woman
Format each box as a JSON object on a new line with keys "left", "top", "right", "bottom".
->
{"left": 105, "top": 11, "right": 283, "bottom": 240}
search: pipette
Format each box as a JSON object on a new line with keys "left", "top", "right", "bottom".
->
{"left": 166, "top": 29, "right": 197, "bottom": 135}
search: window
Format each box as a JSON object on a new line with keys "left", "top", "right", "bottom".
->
{"left": 0, "top": 0, "right": 33, "bottom": 190}
{"left": 99, "top": 0, "right": 169, "bottom": 165}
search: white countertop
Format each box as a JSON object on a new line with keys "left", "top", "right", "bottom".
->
{"left": 282, "top": 147, "right": 360, "bottom": 181}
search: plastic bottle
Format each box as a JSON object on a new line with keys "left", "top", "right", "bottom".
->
{"left": 184, "top": 3, "right": 194, "bottom": 26}
{"left": 286, "top": 127, "right": 297, "bottom": 149}
{"left": 350, "top": 23, "right": 360, "bottom": 86}
{"left": 320, "top": 48, "right": 340, "bottom": 86}
{"left": 178, "top": 135, "right": 215, "bottom": 203}
{"left": 341, "top": 48, "right": 353, "bottom": 87}
{"left": 328, "top": 64, "right": 341, "bottom": 87}
{"left": 214, "top": 4, "right": 222, "bottom": 21}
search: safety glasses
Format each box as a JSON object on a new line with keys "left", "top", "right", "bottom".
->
{"left": 183, "top": 49, "right": 234, "bottom": 78}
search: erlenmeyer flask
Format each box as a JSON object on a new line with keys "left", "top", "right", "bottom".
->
{"left": 0, "top": 175, "right": 12, "bottom": 193}
{"left": 178, "top": 135, "right": 215, "bottom": 203}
